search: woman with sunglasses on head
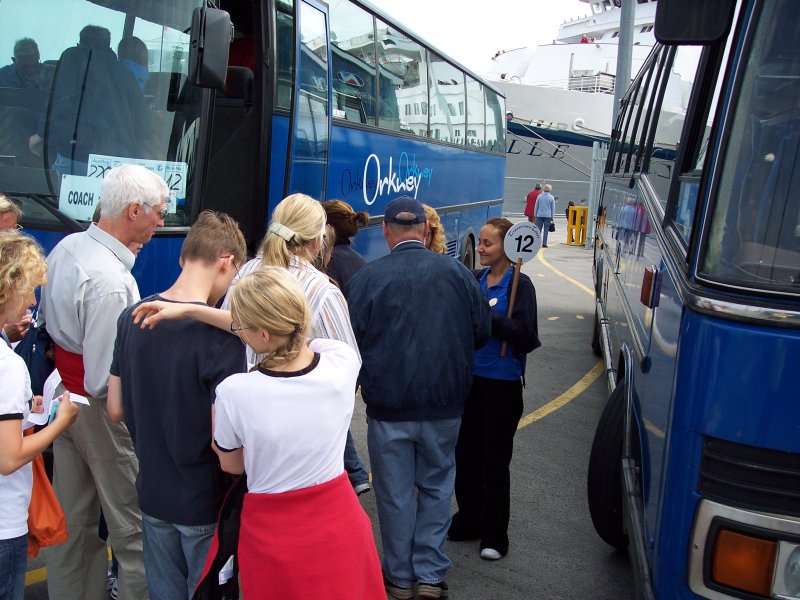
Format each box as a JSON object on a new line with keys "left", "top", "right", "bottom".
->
{"left": 0, "top": 230, "right": 78, "bottom": 600}
{"left": 448, "top": 217, "right": 540, "bottom": 562}
{"left": 212, "top": 267, "right": 384, "bottom": 598}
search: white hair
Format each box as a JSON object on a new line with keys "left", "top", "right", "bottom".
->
{"left": 99, "top": 164, "right": 168, "bottom": 218}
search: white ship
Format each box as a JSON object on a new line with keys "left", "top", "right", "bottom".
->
{"left": 485, "top": 0, "right": 657, "bottom": 211}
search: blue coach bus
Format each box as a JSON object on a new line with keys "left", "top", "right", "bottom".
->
{"left": 0, "top": 0, "right": 506, "bottom": 295}
{"left": 587, "top": 0, "right": 800, "bottom": 598}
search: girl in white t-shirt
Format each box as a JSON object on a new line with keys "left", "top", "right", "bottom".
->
{"left": 0, "top": 230, "right": 77, "bottom": 600}
{"left": 212, "top": 267, "right": 383, "bottom": 599}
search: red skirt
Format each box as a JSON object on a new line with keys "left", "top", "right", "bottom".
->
{"left": 239, "top": 472, "right": 384, "bottom": 599}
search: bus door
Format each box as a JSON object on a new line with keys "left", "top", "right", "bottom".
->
{"left": 285, "top": 0, "right": 331, "bottom": 200}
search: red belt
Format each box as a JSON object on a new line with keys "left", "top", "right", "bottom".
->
{"left": 54, "top": 345, "right": 89, "bottom": 396}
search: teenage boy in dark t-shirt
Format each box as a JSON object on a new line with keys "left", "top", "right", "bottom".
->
{"left": 108, "top": 210, "right": 247, "bottom": 600}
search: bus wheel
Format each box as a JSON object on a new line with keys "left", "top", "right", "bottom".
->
{"left": 587, "top": 381, "right": 627, "bottom": 551}
{"left": 591, "top": 312, "right": 602, "bottom": 357}
{"left": 461, "top": 238, "right": 475, "bottom": 269}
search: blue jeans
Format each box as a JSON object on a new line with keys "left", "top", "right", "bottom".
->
{"left": 536, "top": 217, "right": 552, "bottom": 246}
{"left": 344, "top": 429, "right": 370, "bottom": 487}
{"left": 0, "top": 534, "right": 27, "bottom": 600}
{"left": 367, "top": 417, "right": 461, "bottom": 587}
{"left": 141, "top": 513, "right": 215, "bottom": 600}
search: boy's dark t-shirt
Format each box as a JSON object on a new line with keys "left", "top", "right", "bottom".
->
{"left": 110, "top": 295, "right": 246, "bottom": 525}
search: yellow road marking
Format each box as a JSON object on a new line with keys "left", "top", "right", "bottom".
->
{"left": 26, "top": 566, "right": 47, "bottom": 586}
{"left": 537, "top": 249, "right": 595, "bottom": 297}
{"left": 518, "top": 361, "right": 605, "bottom": 430}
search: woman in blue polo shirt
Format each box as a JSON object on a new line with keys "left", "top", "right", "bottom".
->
{"left": 449, "top": 217, "right": 540, "bottom": 561}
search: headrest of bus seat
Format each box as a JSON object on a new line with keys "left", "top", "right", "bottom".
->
{"left": 223, "top": 66, "right": 253, "bottom": 103}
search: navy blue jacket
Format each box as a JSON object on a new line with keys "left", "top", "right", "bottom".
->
{"left": 346, "top": 241, "right": 490, "bottom": 421}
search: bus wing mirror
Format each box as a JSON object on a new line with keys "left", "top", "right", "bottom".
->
{"left": 654, "top": 0, "right": 735, "bottom": 45}
{"left": 189, "top": 7, "right": 232, "bottom": 89}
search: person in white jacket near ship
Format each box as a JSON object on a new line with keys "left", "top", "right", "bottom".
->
{"left": 534, "top": 184, "right": 556, "bottom": 247}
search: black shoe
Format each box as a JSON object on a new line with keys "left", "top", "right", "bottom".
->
{"left": 542, "top": 244, "right": 549, "bottom": 248}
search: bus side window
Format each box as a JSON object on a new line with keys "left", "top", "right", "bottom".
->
{"left": 646, "top": 46, "right": 704, "bottom": 218}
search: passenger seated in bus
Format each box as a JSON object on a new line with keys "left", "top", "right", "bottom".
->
{"left": 118, "top": 36, "right": 149, "bottom": 91}
{"left": 28, "top": 25, "right": 153, "bottom": 177}
{"left": 0, "top": 39, "right": 48, "bottom": 167}
{"left": 0, "top": 38, "right": 43, "bottom": 89}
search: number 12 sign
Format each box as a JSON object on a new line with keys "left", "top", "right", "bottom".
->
{"left": 503, "top": 221, "right": 542, "bottom": 264}
{"left": 498, "top": 221, "right": 541, "bottom": 356}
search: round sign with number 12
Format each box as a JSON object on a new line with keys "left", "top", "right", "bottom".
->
{"left": 503, "top": 221, "right": 542, "bottom": 263}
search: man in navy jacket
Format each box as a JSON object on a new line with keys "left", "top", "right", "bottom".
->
{"left": 347, "top": 196, "right": 490, "bottom": 599}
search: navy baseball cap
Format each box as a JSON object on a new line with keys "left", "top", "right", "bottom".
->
{"left": 384, "top": 196, "right": 427, "bottom": 225}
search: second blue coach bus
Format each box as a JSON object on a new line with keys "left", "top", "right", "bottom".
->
{"left": 587, "top": 0, "right": 800, "bottom": 598}
{"left": 0, "top": 0, "right": 506, "bottom": 294}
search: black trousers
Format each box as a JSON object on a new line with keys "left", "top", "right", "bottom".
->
{"left": 453, "top": 375, "right": 523, "bottom": 554}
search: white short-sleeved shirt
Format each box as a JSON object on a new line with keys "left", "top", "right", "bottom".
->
{"left": 0, "top": 342, "right": 33, "bottom": 539}
{"left": 214, "top": 338, "right": 360, "bottom": 494}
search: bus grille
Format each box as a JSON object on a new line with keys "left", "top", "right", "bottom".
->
{"left": 446, "top": 240, "right": 458, "bottom": 257}
{"left": 698, "top": 437, "right": 800, "bottom": 518}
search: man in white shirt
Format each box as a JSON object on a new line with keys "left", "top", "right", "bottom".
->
{"left": 40, "top": 164, "right": 168, "bottom": 600}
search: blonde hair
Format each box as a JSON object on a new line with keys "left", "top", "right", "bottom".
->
{"left": 229, "top": 267, "right": 310, "bottom": 370}
{"left": 0, "top": 230, "right": 47, "bottom": 315}
{"left": 423, "top": 204, "right": 446, "bottom": 254}
{"left": 260, "top": 194, "right": 326, "bottom": 268}
{"left": 313, "top": 224, "right": 336, "bottom": 273}
{"left": 0, "top": 194, "right": 22, "bottom": 220}
{"left": 542, "top": 184, "right": 552, "bottom": 193}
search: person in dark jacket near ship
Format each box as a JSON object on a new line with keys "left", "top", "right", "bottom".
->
{"left": 449, "top": 217, "right": 540, "bottom": 562}
{"left": 346, "top": 196, "right": 490, "bottom": 599}
{"left": 322, "top": 200, "right": 369, "bottom": 295}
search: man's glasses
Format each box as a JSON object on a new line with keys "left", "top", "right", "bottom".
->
{"left": 141, "top": 202, "right": 169, "bottom": 220}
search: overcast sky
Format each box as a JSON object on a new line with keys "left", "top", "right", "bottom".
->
{"left": 366, "top": 0, "right": 590, "bottom": 74}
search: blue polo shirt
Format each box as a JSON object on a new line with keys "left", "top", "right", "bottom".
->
{"left": 473, "top": 267, "right": 526, "bottom": 381}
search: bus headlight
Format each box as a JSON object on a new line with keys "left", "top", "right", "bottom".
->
{"left": 775, "top": 544, "right": 800, "bottom": 598}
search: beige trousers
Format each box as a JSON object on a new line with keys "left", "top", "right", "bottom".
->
{"left": 46, "top": 386, "right": 148, "bottom": 600}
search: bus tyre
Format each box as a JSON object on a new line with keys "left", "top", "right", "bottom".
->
{"left": 461, "top": 238, "right": 475, "bottom": 269}
{"left": 587, "top": 381, "right": 627, "bottom": 551}
{"left": 591, "top": 312, "right": 602, "bottom": 357}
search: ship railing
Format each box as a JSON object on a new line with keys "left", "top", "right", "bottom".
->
{"left": 532, "top": 74, "right": 616, "bottom": 95}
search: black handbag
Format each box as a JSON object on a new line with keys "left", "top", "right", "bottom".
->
{"left": 549, "top": 221, "right": 556, "bottom": 232}
{"left": 14, "top": 313, "right": 54, "bottom": 396}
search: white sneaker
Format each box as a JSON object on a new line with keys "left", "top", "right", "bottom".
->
{"left": 480, "top": 547, "right": 503, "bottom": 561}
